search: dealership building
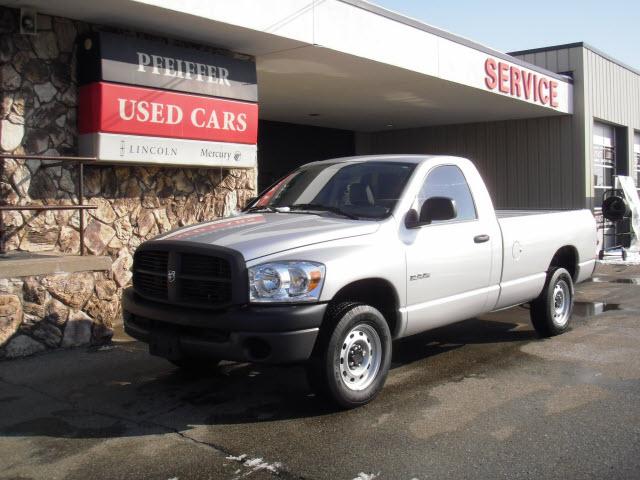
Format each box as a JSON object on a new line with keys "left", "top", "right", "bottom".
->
{"left": 0, "top": 0, "right": 639, "bottom": 357}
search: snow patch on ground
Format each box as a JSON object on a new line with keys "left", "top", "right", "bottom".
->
{"left": 600, "top": 249, "right": 640, "bottom": 265}
{"left": 226, "top": 453, "right": 283, "bottom": 479}
{"left": 225, "top": 454, "right": 247, "bottom": 461}
{"left": 352, "top": 473, "right": 380, "bottom": 480}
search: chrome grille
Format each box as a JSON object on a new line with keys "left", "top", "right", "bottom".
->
{"left": 180, "top": 279, "right": 232, "bottom": 305}
{"left": 134, "top": 250, "right": 168, "bottom": 273}
{"left": 132, "top": 249, "right": 233, "bottom": 308}
{"left": 132, "top": 271, "right": 168, "bottom": 300}
{"left": 181, "top": 253, "right": 231, "bottom": 280}
{"left": 133, "top": 251, "right": 169, "bottom": 300}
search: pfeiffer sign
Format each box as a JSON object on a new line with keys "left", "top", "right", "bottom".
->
{"left": 484, "top": 57, "right": 560, "bottom": 108}
{"left": 77, "top": 32, "right": 257, "bottom": 102}
{"left": 78, "top": 33, "right": 258, "bottom": 167}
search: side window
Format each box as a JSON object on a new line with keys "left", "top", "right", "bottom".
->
{"left": 418, "top": 165, "right": 477, "bottom": 223}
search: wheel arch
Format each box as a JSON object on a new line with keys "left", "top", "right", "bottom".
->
{"left": 548, "top": 245, "right": 579, "bottom": 281}
{"left": 328, "top": 278, "right": 402, "bottom": 337}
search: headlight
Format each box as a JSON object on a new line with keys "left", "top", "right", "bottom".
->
{"left": 249, "top": 261, "right": 325, "bottom": 303}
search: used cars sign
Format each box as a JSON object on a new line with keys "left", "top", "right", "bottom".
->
{"left": 77, "top": 32, "right": 258, "bottom": 167}
{"left": 78, "top": 82, "right": 258, "bottom": 144}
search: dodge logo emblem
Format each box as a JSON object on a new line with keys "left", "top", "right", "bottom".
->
{"left": 167, "top": 270, "right": 176, "bottom": 283}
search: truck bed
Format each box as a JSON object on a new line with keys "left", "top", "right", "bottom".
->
{"left": 492, "top": 208, "right": 596, "bottom": 310}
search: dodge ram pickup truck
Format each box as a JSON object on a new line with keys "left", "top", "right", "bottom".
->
{"left": 123, "top": 155, "right": 597, "bottom": 408}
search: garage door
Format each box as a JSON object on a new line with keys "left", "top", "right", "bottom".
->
{"left": 635, "top": 131, "right": 640, "bottom": 193}
{"left": 593, "top": 122, "right": 616, "bottom": 249}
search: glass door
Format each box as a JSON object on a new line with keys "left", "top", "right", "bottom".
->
{"left": 593, "top": 122, "right": 616, "bottom": 249}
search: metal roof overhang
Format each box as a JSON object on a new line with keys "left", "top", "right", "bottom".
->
{"left": 0, "top": 0, "right": 574, "bottom": 131}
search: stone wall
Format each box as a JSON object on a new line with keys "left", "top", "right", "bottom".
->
{"left": 0, "top": 270, "right": 115, "bottom": 358}
{"left": 0, "top": 7, "right": 257, "bottom": 357}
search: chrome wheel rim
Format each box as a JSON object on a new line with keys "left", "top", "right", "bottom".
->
{"left": 552, "top": 280, "right": 571, "bottom": 327}
{"left": 339, "top": 323, "right": 382, "bottom": 391}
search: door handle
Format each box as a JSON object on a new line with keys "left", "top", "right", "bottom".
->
{"left": 474, "top": 234, "right": 490, "bottom": 243}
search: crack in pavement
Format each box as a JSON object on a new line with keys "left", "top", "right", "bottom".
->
{"left": 0, "top": 376, "right": 311, "bottom": 480}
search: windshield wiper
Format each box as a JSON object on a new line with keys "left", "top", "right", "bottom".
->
{"left": 245, "top": 205, "right": 277, "bottom": 213}
{"left": 245, "top": 205, "right": 297, "bottom": 214}
{"left": 289, "top": 203, "right": 359, "bottom": 220}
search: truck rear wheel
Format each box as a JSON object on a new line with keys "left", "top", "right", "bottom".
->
{"left": 306, "top": 302, "right": 391, "bottom": 409}
{"left": 530, "top": 267, "right": 574, "bottom": 337}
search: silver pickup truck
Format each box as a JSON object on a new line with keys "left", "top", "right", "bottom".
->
{"left": 123, "top": 155, "right": 597, "bottom": 407}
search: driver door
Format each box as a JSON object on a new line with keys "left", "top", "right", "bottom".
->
{"left": 403, "top": 165, "right": 494, "bottom": 336}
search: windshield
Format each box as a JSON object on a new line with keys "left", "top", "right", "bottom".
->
{"left": 249, "top": 161, "right": 416, "bottom": 219}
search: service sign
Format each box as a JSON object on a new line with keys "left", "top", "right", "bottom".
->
{"left": 79, "top": 133, "right": 257, "bottom": 168}
{"left": 436, "top": 40, "right": 572, "bottom": 113}
{"left": 77, "top": 32, "right": 257, "bottom": 102}
{"left": 483, "top": 57, "right": 561, "bottom": 108}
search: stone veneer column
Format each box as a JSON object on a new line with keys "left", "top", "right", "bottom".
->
{"left": 0, "top": 7, "right": 258, "bottom": 357}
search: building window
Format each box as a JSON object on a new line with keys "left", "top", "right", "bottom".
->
{"left": 593, "top": 122, "right": 616, "bottom": 195}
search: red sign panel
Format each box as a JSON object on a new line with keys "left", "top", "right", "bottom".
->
{"left": 484, "top": 57, "right": 559, "bottom": 108}
{"left": 79, "top": 82, "right": 258, "bottom": 144}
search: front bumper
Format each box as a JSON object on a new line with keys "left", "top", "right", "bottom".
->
{"left": 122, "top": 288, "right": 325, "bottom": 364}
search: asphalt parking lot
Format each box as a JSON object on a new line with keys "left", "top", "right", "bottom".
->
{"left": 1, "top": 263, "right": 639, "bottom": 480}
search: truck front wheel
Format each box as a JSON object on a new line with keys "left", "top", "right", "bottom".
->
{"left": 306, "top": 302, "right": 392, "bottom": 408}
{"left": 530, "top": 267, "right": 574, "bottom": 337}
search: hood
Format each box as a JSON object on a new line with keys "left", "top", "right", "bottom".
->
{"left": 154, "top": 213, "right": 380, "bottom": 260}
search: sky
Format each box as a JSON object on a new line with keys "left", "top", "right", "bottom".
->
{"left": 374, "top": 0, "right": 639, "bottom": 69}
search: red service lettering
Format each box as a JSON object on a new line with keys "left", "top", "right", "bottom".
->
{"left": 521, "top": 70, "right": 532, "bottom": 100}
{"left": 484, "top": 58, "right": 498, "bottom": 89}
{"left": 498, "top": 62, "right": 510, "bottom": 93}
{"left": 483, "top": 57, "right": 561, "bottom": 109}
{"left": 538, "top": 77, "right": 549, "bottom": 105}
{"left": 510, "top": 67, "right": 521, "bottom": 97}
{"left": 549, "top": 80, "right": 559, "bottom": 107}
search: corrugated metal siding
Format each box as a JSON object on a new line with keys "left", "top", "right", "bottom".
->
{"left": 513, "top": 45, "right": 640, "bottom": 207}
{"left": 358, "top": 45, "right": 640, "bottom": 211}
{"left": 357, "top": 45, "right": 585, "bottom": 210}
{"left": 583, "top": 48, "right": 640, "bottom": 206}
{"left": 511, "top": 46, "right": 588, "bottom": 207}
{"left": 356, "top": 115, "right": 581, "bottom": 209}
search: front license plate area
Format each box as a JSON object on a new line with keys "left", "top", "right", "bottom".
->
{"left": 149, "top": 326, "right": 181, "bottom": 360}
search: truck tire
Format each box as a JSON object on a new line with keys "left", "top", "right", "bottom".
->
{"left": 530, "top": 267, "right": 574, "bottom": 337}
{"left": 306, "top": 302, "right": 392, "bottom": 409}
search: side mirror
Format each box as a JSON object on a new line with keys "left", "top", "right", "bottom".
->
{"left": 404, "top": 209, "right": 420, "bottom": 229}
{"left": 244, "top": 196, "right": 257, "bottom": 209}
{"left": 419, "top": 197, "right": 457, "bottom": 224}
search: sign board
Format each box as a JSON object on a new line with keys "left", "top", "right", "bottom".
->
{"left": 77, "top": 32, "right": 257, "bottom": 102}
{"left": 79, "top": 132, "right": 257, "bottom": 168}
{"left": 78, "top": 82, "right": 258, "bottom": 145}
{"left": 483, "top": 57, "right": 560, "bottom": 108}
{"left": 77, "top": 32, "right": 259, "bottom": 167}
{"left": 437, "top": 39, "right": 572, "bottom": 113}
